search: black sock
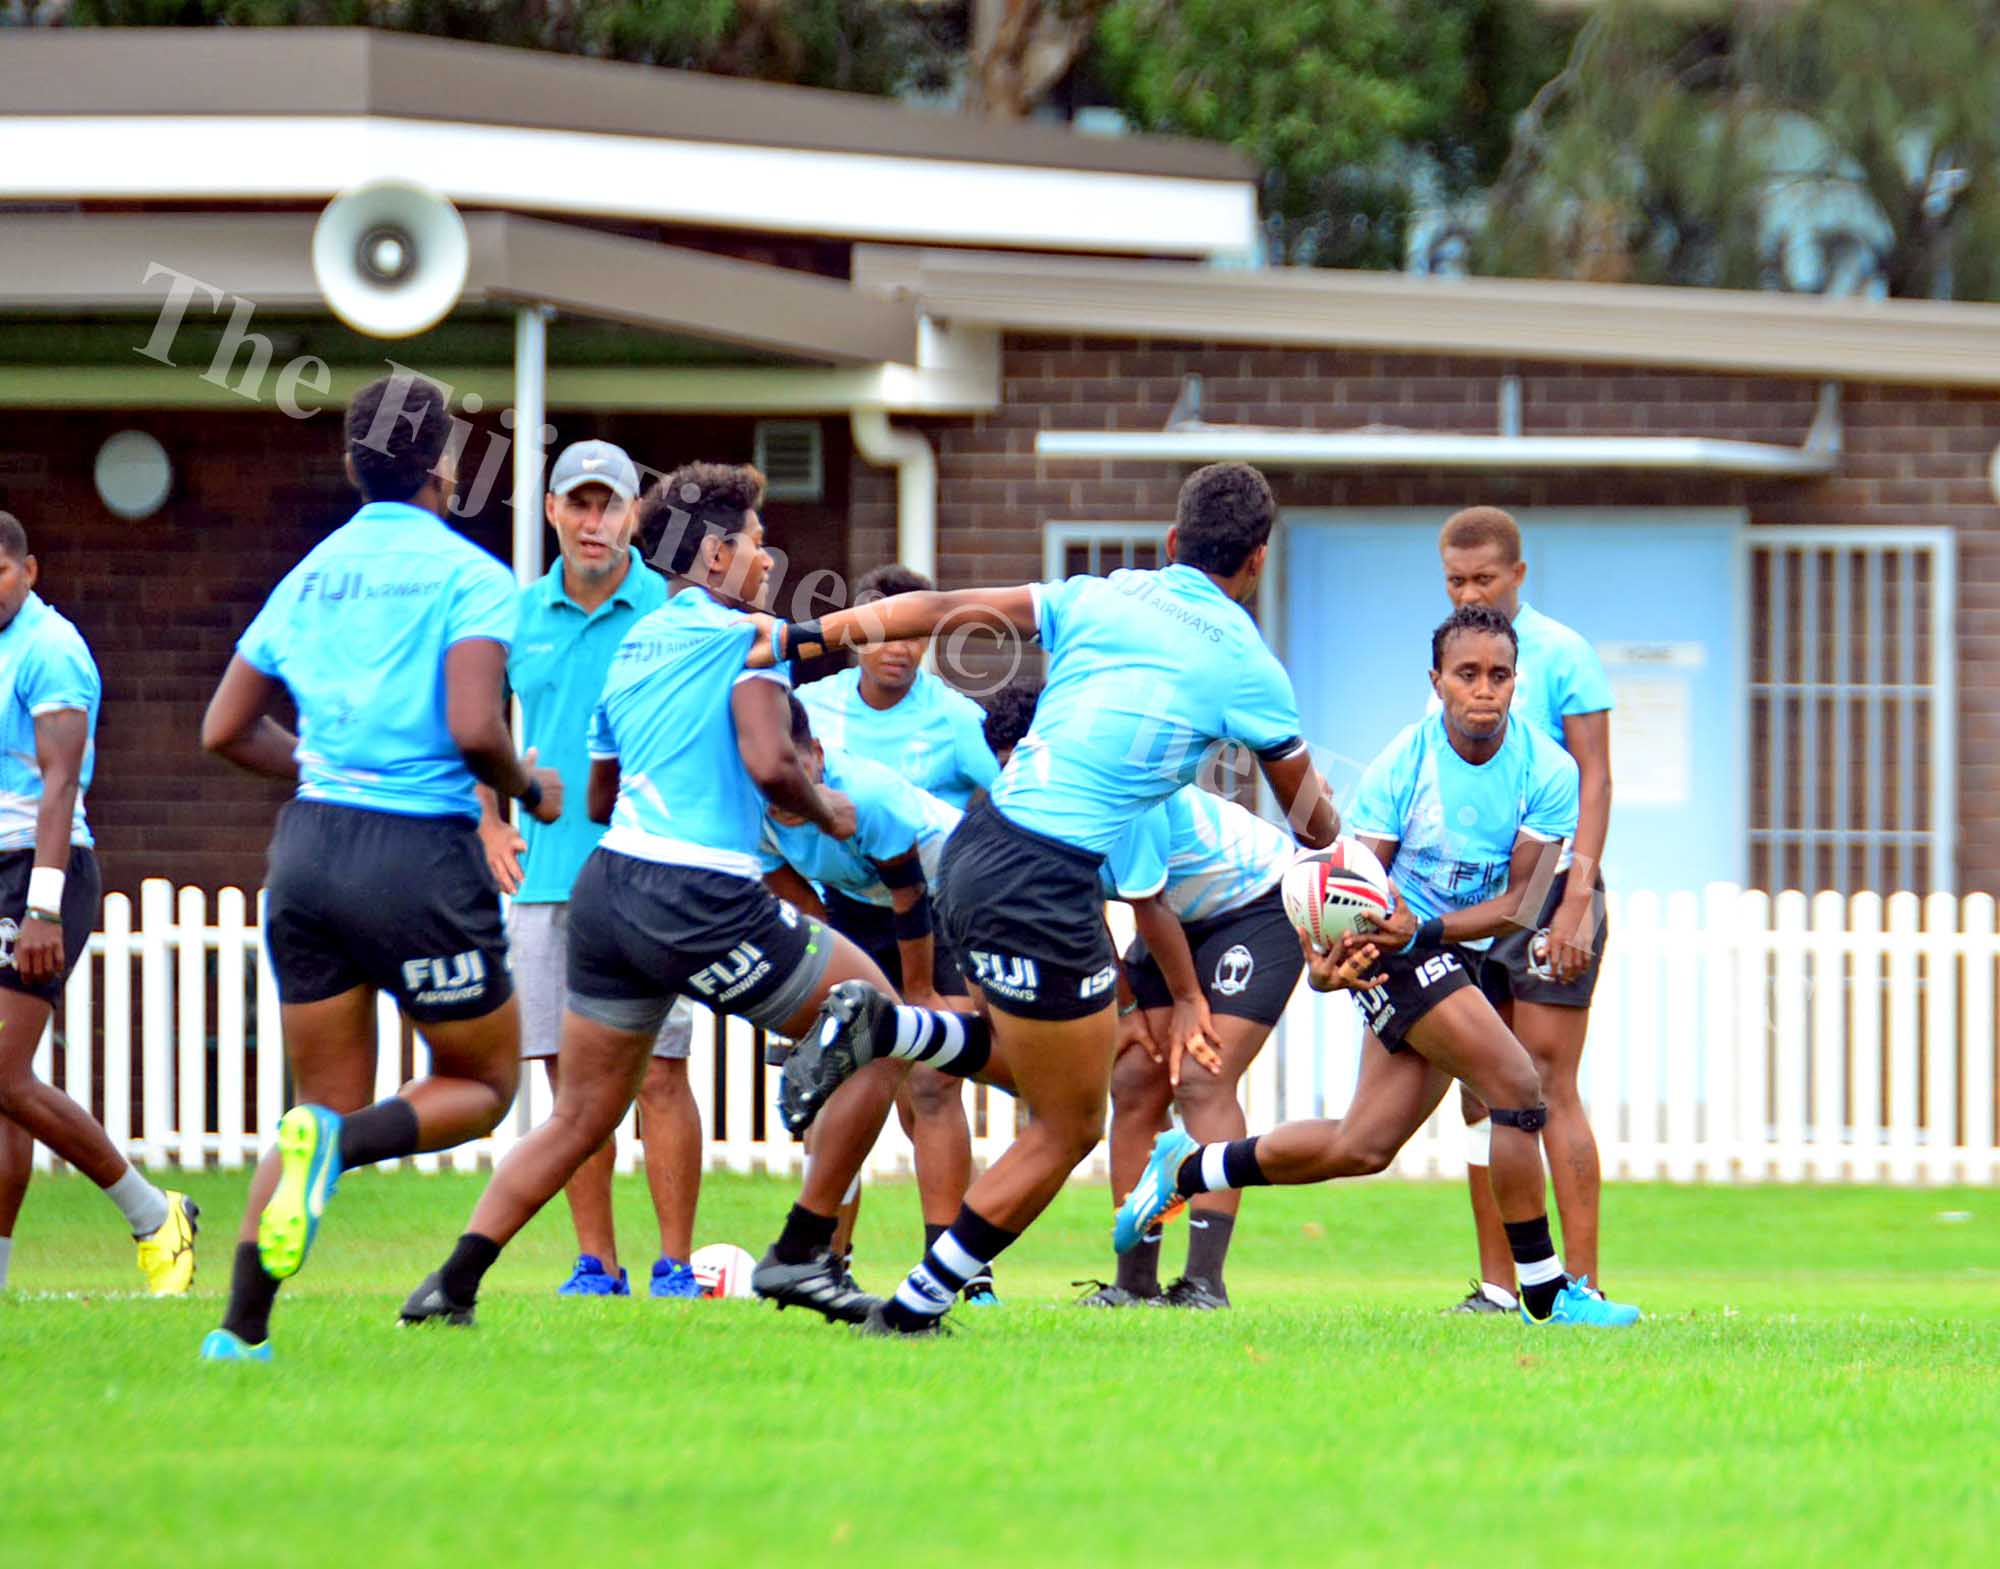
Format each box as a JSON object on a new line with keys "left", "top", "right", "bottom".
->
{"left": 773, "top": 1203, "right": 837, "bottom": 1265}
{"left": 337, "top": 1096, "right": 421, "bottom": 1169}
{"left": 1175, "top": 1137, "right": 1268, "bottom": 1198}
{"left": 439, "top": 1233, "right": 502, "bottom": 1306}
{"left": 923, "top": 1222, "right": 947, "bottom": 1250}
{"left": 1184, "top": 1209, "right": 1236, "bottom": 1293}
{"left": 882, "top": 1203, "right": 1019, "bottom": 1330}
{"left": 873, "top": 1006, "right": 993, "bottom": 1078}
{"left": 1115, "top": 1229, "right": 1161, "bottom": 1297}
{"left": 1504, "top": 1215, "right": 1564, "bottom": 1320}
{"left": 219, "top": 1241, "right": 281, "bottom": 1345}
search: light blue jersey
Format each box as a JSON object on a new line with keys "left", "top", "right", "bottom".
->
{"left": 588, "top": 586, "right": 789, "bottom": 880}
{"left": 795, "top": 667, "right": 997, "bottom": 811}
{"left": 0, "top": 593, "right": 99, "bottom": 850}
{"left": 1347, "top": 712, "right": 1578, "bottom": 943}
{"left": 1100, "top": 786, "right": 1293, "bottom": 923}
{"left": 237, "top": 502, "right": 517, "bottom": 820}
{"left": 508, "top": 551, "right": 669, "bottom": 903}
{"left": 1427, "top": 601, "right": 1613, "bottom": 749}
{"left": 758, "top": 746, "right": 962, "bottom": 907}
{"left": 990, "top": 565, "right": 1304, "bottom": 856}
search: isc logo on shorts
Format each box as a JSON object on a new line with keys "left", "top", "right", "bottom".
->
{"left": 1079, "top": 964, "right": 1117, "bottom": 1000}
{"left": 969, "top": 950, "right": 1040, "bottom": 1002}
{"left": 401, "top": 951, "right": 490, "bottom": 1006}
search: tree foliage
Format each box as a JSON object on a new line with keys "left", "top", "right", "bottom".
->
{"left": 1090, "top": 0, "right": 1566, "bottom": 267}
{"left": 1480, "top": 0, "right": 2000, "bottom": 299}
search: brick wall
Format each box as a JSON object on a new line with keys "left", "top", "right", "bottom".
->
{"left": 0, "top": 408, "right": 849, "bottom": 898}
{"left": 853, "top": 337, "right": 2000, "bottom": 892}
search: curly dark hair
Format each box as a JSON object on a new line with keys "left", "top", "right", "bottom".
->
{"left": 1430, "top": 602, "right": 1518, "bottom": 671}
{"left": 641, "top": 462, "right": 767, "bottom": 575}
{"left": 981, "top": 680, "right": 1041, "bottom": 759}
{"left": 856, "top": 563, "right": 934, "bottom": 602}
{"left": 1172, "top": 462, "right": 1277, "bottom": 577}
{"left": 345, "top": 374, "right": 453, "bottom": 504}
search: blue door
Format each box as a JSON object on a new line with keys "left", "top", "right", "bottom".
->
{"left": 1277, "top": 508, "right": 1746, "bottom": 894}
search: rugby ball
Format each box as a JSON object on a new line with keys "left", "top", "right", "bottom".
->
{"left": 1281, "top": 838, "right": 1393, "bottom": 952}
{"left": 690, "top": 1243, "right": 758, "bottom": 1300}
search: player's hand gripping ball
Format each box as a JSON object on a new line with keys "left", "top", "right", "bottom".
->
{"left": 1281, "top": 838, "right": 1393, "bottom": 953}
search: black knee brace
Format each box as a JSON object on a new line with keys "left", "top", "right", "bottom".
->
{"left": 1489, "top": 1104, "right": 1548, "bottom": 1133}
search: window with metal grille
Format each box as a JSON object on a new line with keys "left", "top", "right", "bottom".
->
{"left": 752, "top": 420, "right": 824, "bottom": 501}
{"left": 1746, "top": 527, "right": 1956, "bottom": 894}
{"left": 1042, "top": 522, "right": 1170, "bottom": 579}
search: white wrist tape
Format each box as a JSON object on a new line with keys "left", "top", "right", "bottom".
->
{"left": 27, "top": 865, "right": 64, "bottom": 913}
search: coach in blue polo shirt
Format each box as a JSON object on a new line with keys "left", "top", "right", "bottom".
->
{"left": 477, "top": 439, "right": 703, "bottom": 1301}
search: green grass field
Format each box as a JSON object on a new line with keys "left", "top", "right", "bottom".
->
{"left": 3, "top": 1169, "right": 1997, "bottom": 1568}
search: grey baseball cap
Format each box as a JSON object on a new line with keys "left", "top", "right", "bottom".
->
{"left": 549, "top": 439, "right": 640, "bottom": 502}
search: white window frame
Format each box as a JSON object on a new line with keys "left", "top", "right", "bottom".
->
{"left": 1042, "top": 521, "right": 1172, "bottom": 580}
{"left": 1742, "top": 526, "right": 1957, "bottom": 893}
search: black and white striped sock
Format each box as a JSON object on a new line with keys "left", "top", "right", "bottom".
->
{"left": 882, "top": 1203, "right": 1018, "bottom": 1330}
{"left": 873, "top": 1006, "right": 990, "bottom": 1077}
{"left": 1174, "top": 1138, "right": 1271, "bottom": 1198}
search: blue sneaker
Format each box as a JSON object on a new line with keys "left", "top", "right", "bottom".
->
{"left": 1114, "top": 1128, "right": 1199, "bottom": 1254}
{"left": 258, "top": 1104, "right": 342, "bottom": 1280}
{"left": 962, "top": 1274, "right": 1002, "bottom": 1306}
{"left": 650, "top": 1259, "right": 702, "bottom": 1299}
{"left": 198, "top": 1328, "right": 272, "bottom": 1363}
{"left": 557, "top": 1255, "right": 630, "bottom": 1297}
{"left": 1523, "top": 1276, "right": 1641, "bottom": 1328}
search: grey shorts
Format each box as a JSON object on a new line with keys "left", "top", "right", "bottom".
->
{"left": 509, "top": 900, "right": 692, "bottom": 1060}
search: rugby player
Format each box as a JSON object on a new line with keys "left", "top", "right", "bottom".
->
{"left": 1083, "top": 781, "right": 1306, "bottom": 1310}
{"left": 0, "top": 511, "right": 197, "bottom": 1296}
{"left": 1113, "top": 604, "right": 1640, "bottom": 1328}
{"left": 398, "top": 465, "right": 988, "bottom": 1328}
{"left": 767, "top": 462, "right": 1338, "bottom": 1336}
{"left": 1437, "top": 507, "right": 1614, "bottom": 1313}
{"left": 198, "top": 375, "right": 561, "bottom": 1360}
{"left": 475, "top": 439, "right": 705, "bottom": 1300}
{"left": 797, "top": 565, "right": 1000, "bottom": 1301}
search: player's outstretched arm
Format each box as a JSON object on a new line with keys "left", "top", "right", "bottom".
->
{"left": 1259, "top": 748, "right": 1339, "bottom": 849}
{"left": 444, "top": 639, "right": 563, "bottom": 824}
{"left": 743, "top": 586, "right": 1040, "bottom": 669}
{"left": 875, "top": 850, "right": 943, "bottom": 1009}
{"left": 200, "top": 656, "right": 302, "bottom": 781}
{"left": 14, "top": 708, "right": 89, "bottom": 986}
{"left": 1431, "top": 832, "right": 1562, "bottom": 948}
{"left": 732, "top": 677, "right": 856, "bottom": 839}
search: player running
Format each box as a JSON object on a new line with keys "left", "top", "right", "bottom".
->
{"left": 1113, "top": 604, "right": 1640, "bottom": 1329}
{"left": 0, "top": 511, "right": 197, "bottom": 1297}
{"left": 1081, "top": 782, "right": 1305, "bottom": 1310}
{"left": 197, "top": 374, "right": 561, "bottom": 1361}
{"left": 397, "top": 464, "right": 988, "bottom": 1328}
{"left": 1436, "top": 506, "right": 1616, "bottom": 1314}
{"left": 475, "top": 439, "right": 706, "bottom": 1301}
{"left": 770, "top": 462, "right": 1338, "bottom": 1336}
{"left": 796, "top": 564, "right": 1001, "bottom": 1300}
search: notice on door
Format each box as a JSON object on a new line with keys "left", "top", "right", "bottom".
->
{"left": 1606, "top": 675, "right": 1692, "bottom": 806}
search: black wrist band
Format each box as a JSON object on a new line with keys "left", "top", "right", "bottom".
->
{"left": 1415, "top": 915, "right": 1445, "bottom": 948}
{"left": 783, "top": 619, "right": 827, "bottom": 661}
{"left": 518, "top": 778, "right": 543, "bottom": 813}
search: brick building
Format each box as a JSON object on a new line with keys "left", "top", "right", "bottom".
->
{"left": 6, "top": 28, "right": 2000, "bottom": 899}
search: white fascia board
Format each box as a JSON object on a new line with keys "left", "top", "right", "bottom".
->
{"left": 2, "top": 115, "right": 1257, "bottom": 260}
{"left": 1034, "top": 429, "right": 1837, "bottom": 476}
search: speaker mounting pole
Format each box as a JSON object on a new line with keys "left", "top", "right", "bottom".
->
{"left": 511, "top": 304, "right": 552, "bottom": 588}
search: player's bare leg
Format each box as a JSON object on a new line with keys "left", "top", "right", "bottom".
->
{"left": 544, "top": 1055, "right": 625, "bottom": 1276}
{"left": 1512, "top": 999, "right": 1600, "bottom": 1283}
{"left": 1458, "top": 1088, "right": 1518, "bottom": 1308}
{"left": 0, "top": 1111, "right": 32, "bottom": 1290}
{"left": 1094, "top": 1039, "right": 1174, "bottom": 1303}
{"left": 1161, "top": 1012, "right": 1270, "bottom": 1306}
{"left": 639, "top": 1055, "right": 702, "bottom": 1268}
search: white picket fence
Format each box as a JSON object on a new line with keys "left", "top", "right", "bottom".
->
{"left": 25, "top": 881, "right": 2000, "bottom": 1185}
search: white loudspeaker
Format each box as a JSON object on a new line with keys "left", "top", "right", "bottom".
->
{"left": 311, "top": 179, "right": 470, "bottom": 338}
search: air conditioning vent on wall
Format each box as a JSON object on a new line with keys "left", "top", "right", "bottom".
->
{"left": 754, "top": 419, "right": 824, "bottom": 501}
